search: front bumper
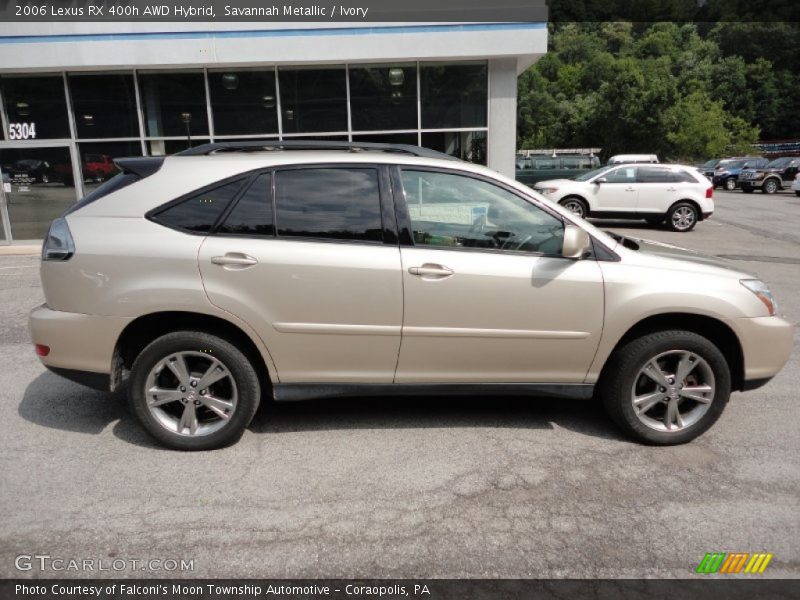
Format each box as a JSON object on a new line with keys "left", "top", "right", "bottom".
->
{"left": 29, "top": 304, "right": 133, "bottom": 380}
{"left": 735, "top": 316, "right": 794, "bottom": 388}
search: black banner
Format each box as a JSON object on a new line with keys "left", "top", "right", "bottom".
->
{"left": 3, "top": 579, "right": 800, "bottom": 600}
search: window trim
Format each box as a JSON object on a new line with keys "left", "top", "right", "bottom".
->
{"left": 391, "top": 164, "right": 574, "bottom": 259}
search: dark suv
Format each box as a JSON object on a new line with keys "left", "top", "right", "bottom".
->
{"left": 516, "top": 154, "right": 601, "bottom": 187}
{"left": 704, "top": 157, "right": 768, "bottom": 190}
{"left": 738, "top": 157, "right": 800, "bottom": 194}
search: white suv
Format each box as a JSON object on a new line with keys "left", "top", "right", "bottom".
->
{"left": 29, "top": 142, "right": 791, "bottom": 450}
{"left": 534, "top": 163, "right": 714, "bottom": 231}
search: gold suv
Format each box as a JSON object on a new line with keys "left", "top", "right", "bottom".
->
{"left": 29, "top": 142, "right": 793, "bottom": 450}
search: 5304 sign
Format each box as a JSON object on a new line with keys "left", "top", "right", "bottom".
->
{"left": 8, "top": 122, "right": 37, "bottom": 140}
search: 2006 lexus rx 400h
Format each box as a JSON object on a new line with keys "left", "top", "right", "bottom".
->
{"left": 31, "top": 142, "right": 793, "bottom": 450}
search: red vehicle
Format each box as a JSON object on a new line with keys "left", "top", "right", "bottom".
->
{"left": 83, "top": 154, "right": 117, "bottom": 182}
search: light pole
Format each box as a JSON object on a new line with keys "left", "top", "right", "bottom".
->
{"left": 181, "top": 112, "right": 192, "bottom": 149}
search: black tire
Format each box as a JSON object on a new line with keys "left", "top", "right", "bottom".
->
{"left": 599, "top": 330, "right": 731, "bottom": 445}
{"left": 666, "top": 201, "right": 699, "bottom": 232}
{"left": 762, "top": 179, "right": 779, "bottom": 194}
{"left": 128, "top": 331, "right": 261, "bottom": 451}
{"left": 724, "top": 177, "right": 737, "bottom": 191}
{"left": 795, "top": 191, "right": 800, "bottom": 197}
{"left": 40, "top": 174, "right": 50, "bottom": 184}
{"left": 741, "top": 186, "right": 754, "bottom": 194}
{"left": 559, "top": 196, "right": 588, "bottom": 219}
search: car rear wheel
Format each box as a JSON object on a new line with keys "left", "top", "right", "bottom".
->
{"left": 762, "top": 179, "right": 779, "bottom": 194}
{"left": 128, "top": 331, "right": 260, "bottom": 450}
{"left": 599, "top": 330, "right": 731, "bottom": 445}
{"left": 666, "top": 202, "right": 698, "bottom": 232}
{"left": 724, "top": 178, "right": 737, "bottom": 191}
{"left": 559, "top": 197, "right": 588, "bottom": 219}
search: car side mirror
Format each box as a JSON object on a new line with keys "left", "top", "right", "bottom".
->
{"left": 595, "top": 177, "right": 607, "bottom": 184}
{"left": 562, "top": 225, "right": 592, "bottom": 259}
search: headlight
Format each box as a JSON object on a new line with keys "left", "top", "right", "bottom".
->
{"left": 538, "top": 187, "right": 559, "bottom": 195}
{"left": 740, "top": 279, "right": 778, "bottom": 316}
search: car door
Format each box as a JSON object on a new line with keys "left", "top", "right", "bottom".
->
{"left": 590, "top": 166, "right": 638, "bottom": 212}
{"left": 198, "top": 166, "right": 403, "bottom": 383}
{"left": 393, "top": 167, "right": 604, "bottom": 384}
{"left": 635, "top": 165, "right": 678, "bottom": 215}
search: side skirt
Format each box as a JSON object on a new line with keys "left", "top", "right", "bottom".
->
{"left": 273, "top": 383, "right": 595, "bottom": 402}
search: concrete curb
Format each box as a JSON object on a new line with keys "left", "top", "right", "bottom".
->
{"left": 0, "top": 245, "right": 40, "bottom": 256}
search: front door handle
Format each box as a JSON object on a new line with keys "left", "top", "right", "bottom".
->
{"left": 408, "top": 263, "right": 454, "bottom": 278}
{"left": 666, "top": 187, "right": 677, "bottom": 192}
{"left": 625, "top": 187, "right": 636, "bottom": 192}
{"left": 211, "top": 253, "right": 258, "bottom": 269}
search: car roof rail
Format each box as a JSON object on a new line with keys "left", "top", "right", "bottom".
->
{"left": 173, "top": 139, "right": 460, "bottom": 161}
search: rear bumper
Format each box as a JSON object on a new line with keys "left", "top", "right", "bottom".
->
{"left": 735, "top": 316, "right": 794, "bottom": 387}
{"left": 29, "top": 304, "right": 132, "bottom": 381}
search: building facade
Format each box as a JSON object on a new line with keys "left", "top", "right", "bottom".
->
{"left": 0, "top": 22, "right": 546, "bottom": 243}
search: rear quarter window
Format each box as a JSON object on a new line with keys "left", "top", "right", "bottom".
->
{"left": 152, "top": 179, "right": 245, "bottom": 233}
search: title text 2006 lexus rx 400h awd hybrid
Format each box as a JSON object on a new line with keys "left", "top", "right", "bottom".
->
{"left": 30, "top": 142, "right": 793, "bottom": 450}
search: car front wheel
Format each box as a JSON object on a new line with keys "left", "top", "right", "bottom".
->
{"left": 666, "top": 202, "right": 698, "bottom": 232}
{"left": 559, "top": 197, "right": 588, "bottom": 219}
{"left": 128, "top": 331, "right": 261, "bottom": 450}
{"left": 599, "top": 330, "right": 731, "bottom": 445}
{"left": 724, "top": 178, "right": 737, "bottom": 191}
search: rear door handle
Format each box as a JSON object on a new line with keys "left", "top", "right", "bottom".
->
{"left": 666, "top": 187, "right": 677, "bottom": 192}
{"left": 408, "top": 263, "right": 454, "bottom": 278}
{"left": 211, "top": 253, "right": 258, "bottom": 268}
{"left": 625, "top": 187, "right": 636, "bottom": 192}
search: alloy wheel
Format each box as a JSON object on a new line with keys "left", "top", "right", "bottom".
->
{"left": 144, "top": 351, "right": 238, "bottom": 437}
{"left": 764, "top": 180, "right": 778, "bottom": 194}
{"left": 630, "top": 350, "right": 715, "bottom": 432}
{"left": 725, "top": 178, "right": 737, "bottom": 190}
{"left": 562, "top": 199, "right": 585, "bottom": 218}
{"left": 671, "top": 206, "right": 696, "bottom": 231}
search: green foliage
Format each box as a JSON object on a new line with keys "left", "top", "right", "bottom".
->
{"left": 517, "top": 22, "right": 798, "bottom": 160}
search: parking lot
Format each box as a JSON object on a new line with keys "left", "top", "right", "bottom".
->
{"left": 1, "top": 189, "right": 798, "bottom": 579}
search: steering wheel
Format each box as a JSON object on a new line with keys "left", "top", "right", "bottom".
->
{"left": 467, "top": 214, "right": 499, "bottom": 248}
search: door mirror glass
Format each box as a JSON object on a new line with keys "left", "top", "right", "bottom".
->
{"left": 595, "top": 177, "right": 607, "bottom": 184}
{"left": 561, "top": 225, "right": 592, "bottom": 259}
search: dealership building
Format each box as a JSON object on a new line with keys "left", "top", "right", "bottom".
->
{"left": 0, "top": 21, "right": 546, "bottom": 243}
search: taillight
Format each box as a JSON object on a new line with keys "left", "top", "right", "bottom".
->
{"left": 35, "top": 344, "right": 50, "bottom": 357}
{"left": 42, "top": 217, "right": 75, "bottom": 261}
{"left": 706, "top": 187, "right": 713, "bottom": 199}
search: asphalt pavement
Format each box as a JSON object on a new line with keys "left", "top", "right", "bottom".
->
{"left": 1, "top": 190, "right": 798, "bottom": 578}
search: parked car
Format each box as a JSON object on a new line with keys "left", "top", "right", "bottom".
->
{"left": 515, "top": 154, "right": 601, "bottom": 187}
{"left": 738, "top": 157, "right": 800, "bottom": 194}
{"left": 607, "top": 154, "right": 659, "bottom": 165}
{"left": 30, "top": 141, "right": 792, "bottom": 450}
{"left": 534, "top": 163, "right": 713, "bottom": 231}
{"left": 83, "top": 154, "right": 118, "bottom": 182}
{"left": 704, "top": 157, "right": 767, "bottom": 190}
{"left": 793, "top": 172, "right": 800, "bottom": 197}
{"left": 7, "top": 159, "right": 73, "bottom": 186}
{"left": 697, "top": 158, "right": 720, "bottom": 172}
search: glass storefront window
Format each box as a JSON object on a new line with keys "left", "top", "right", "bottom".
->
{"left": 208, "top": 70, "right": 279, "bottom": 136}
{"left": 278, "top": 66, "right": 347, "bottom": 134}
{"left": 69, "top": 73, "right": 139, "bottom": 139}
{"left": 349, "top": 64, "right": 417, "bottom": 131}
{"left": 351, "top": 132, "right": 419, "bottom": 146}
{"left": 422, "top": 131, "right": 487, "bottom": 164}
{"left": 420, "top": 62, "right": 487, "bottom": 129}
{"left": 78, "top": 141, "right": 142, "bottom": 194}
{"left": 139, "top": 72, "right": 209, "bottom": 138}
{"left": 1, "top": 75, "right": 71, "bottom": 139}
{"left": 147, "top": 139, "right": 211, "bottom": 156}
{"left": 0, "top": 147, "right": 75, "bottom": 240}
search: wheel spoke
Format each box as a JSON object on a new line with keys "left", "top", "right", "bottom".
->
{"left": 147, "top": 387, "right": 183, "bottom": 406}
{"left": 679, "top": 385, "right": 713, "bottom": 403}
{"left": 200, "top": 395, "right": 233, "bottom": 420}
{"left": 664, "top": 399, "right": 679, "bottom": 430}
{"left": 196, "top": 359, "right": 229, "bottom": 390}
{"left": 165, "top": 354, "right": 190, "bottom": 386}
{"left": 633, "top": 391, "right": 666, "bottom": 414}
{"left": 675, "top": 352, "right": 697, "bottom": 385}
{"left": 177, "top": 401, "right": 198, "bottom": 435}
{"left": 642, "top": 360, "right": 670, "bottom": 387}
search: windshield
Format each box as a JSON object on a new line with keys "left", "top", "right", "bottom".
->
{"left": 767, "top": 157, "right": 792, "bottom": 168}
{"left": 719, "top": 160, "right": 746, "bottom": 170}
{"left": 702, "top": 159, "right": 719, "bottom": 168}
{"left": 573, "top": 166, "right": 612, "bottom": 182}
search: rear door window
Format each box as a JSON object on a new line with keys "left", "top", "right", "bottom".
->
{"left": 217, "top": 173, "right": 274, "bottom": 236}
{"left": 637, "top": 166, "right": 679, "bottom": 183}
{"left": 274, "top": 167, "right": 383, "bottom": 242}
